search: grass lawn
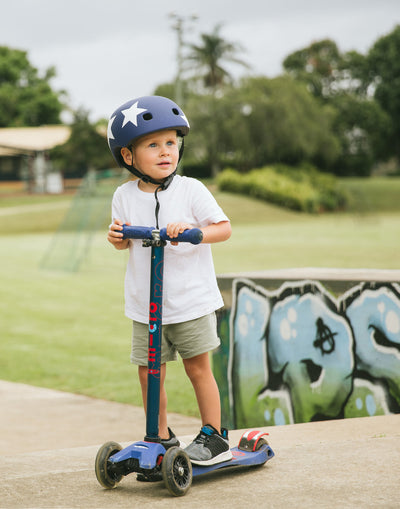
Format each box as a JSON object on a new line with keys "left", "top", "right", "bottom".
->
{"left": 1, "top": 176, "right": 400, "bottom": 417}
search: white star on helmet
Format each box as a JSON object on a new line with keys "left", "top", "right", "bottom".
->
{"left": 181, "top": 113, "right": 190, "bottom": 127}
{"left": 107, "top": 115, "right": 116, "bottom": 142}
{"left": 121, "top": 101, "right": 148, "bottom": 128}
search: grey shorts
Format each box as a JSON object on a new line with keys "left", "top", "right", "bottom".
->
{"left": 130, "top": 312, "right": 220, "bottom": 366}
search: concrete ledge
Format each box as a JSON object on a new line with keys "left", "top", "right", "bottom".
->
{"left": 218, "top": 267, "right": 400, "bottom": 296}
{"left": 220, "top": 268, "right": 400, "bottom": 282}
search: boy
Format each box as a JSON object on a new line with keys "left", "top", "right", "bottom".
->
{"left": 107, "top": 95, "right": 232, "bottom": 469}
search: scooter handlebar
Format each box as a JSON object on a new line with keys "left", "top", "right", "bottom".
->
{"left": 160, "top": 227, "right": 203, "bottom": 245}
{"left": 121, "top": 225, "right": 154, "bottom": 240}
{"left": 121, "top": 225, "right": 203, "bottom": 245}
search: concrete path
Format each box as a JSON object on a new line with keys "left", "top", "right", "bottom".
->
{"left": 1, "top": 380, "right": 399, "bottom": 508}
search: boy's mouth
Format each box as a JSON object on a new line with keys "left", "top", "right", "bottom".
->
{"left": 158, "top": 161, "right": 171, "bottom": 168}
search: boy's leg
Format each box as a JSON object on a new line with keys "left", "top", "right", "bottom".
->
{"left": 182, "top": 352, "right": 221, "bottom": 432}
{"left": 183, "top": 352, "right": 232, "bottom": 465}
{"left": 138, "top": 363, "right": 169, "bottom": 440}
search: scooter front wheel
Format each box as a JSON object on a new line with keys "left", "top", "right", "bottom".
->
{"left": 162, "top": 447, "right": 192, "bottom": 497}
{"left": 95, "top": 441, "right": 123, "bottom": 489}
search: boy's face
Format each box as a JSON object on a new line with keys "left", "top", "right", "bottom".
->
{"left": 121, "top": 129, "right": 180, "bottom": 182}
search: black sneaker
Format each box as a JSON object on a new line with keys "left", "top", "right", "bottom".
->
{"left": 137, "top": 428, "right": 182, "bottom": 482}
{"left": 184, "top": 424, "right": 232, "bottom": 466}
{"left": 161, "top": 427, "right": 185, "bottom": 449}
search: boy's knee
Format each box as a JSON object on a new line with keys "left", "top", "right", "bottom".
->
{"left": 138, "top": 365, "right": 148, "bottom": 385}
{"left": 184, "top": 356, "right": 210, "bottom": 382}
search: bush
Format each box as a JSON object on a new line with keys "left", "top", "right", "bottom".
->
{"left": 217, "top": 165, "right": 350, "bottom": 213}
{"left": 180, "top": 160, "right": 213, "bottom": 179}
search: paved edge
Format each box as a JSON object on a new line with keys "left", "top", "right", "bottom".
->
{"left": 1, "top": 381, "right": 399, "bottom": 509}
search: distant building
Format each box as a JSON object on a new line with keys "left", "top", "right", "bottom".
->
{"left": 0, "top": 125, "right": 71, "bottom": 193}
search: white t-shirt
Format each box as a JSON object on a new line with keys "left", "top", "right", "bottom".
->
{"left": 111, "top": 175, "right": 229, "bottom": 324}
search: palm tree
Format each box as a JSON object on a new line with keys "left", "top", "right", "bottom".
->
{"left": 184, "top": 25, "right": 250, "bottom": 177}
{"left": 186, "top": 24, "right": 250, "bottom": 94}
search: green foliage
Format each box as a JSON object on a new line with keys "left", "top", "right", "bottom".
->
{"left": 282, "top": 38, "right": 392, "bottom": 176}
{"left": 168, "top": 25, "right": 400, "bottom": 180}
{"left": 0, "top": 46, "right": 64, "bottom": 127}
{"left": 330, "top": 94, "right": 392, "bottom": 176}
{"left": 368, "top": 25, "right": 400, "bottom": 160}
{"left": 283, "top": 39, "right": 342, "bottom": 98}
{"left": 186, "top": 23, "right": 249, "bottom": 92}
{"left": 217, "top": 165, "right": 350, "bottom": 213}
{"left": 153, "top": 83, "right": 176, "bottom": 100}
{"left": 50, "top": 109, "right": 113, "bottom": 177}
{"left": 185, "top": 76, "right": 341, "bottom": 174}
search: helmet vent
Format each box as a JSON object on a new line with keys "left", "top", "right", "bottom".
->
{"left": 143, "top": 113, "right": 153, "bottom": 121}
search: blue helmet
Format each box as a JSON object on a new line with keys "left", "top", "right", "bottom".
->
{"left": 107, "top": 95, "right": 190, "bottom": 171}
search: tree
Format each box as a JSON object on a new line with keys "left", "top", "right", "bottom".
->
{"left": 367, "top": 25, "right": 400, "bottom": 161}
{"left": 185, "top": 25, "right": 250, "bottom": 176}
{"left": 0, "top": 46, "right": 65, "bottom": 127}
{"left": 330, "top": 94, "right": 391, "bottom": 176}
{"left": 50, "top": 109, "right": 113, "bottom": 178}
{"left": 183, "top": 76, "right": 340, "bottom": 173}
{"left": 186, "top": 24, "right": 250, "bottom": 94}
{"left": 283, "top": 39, "right": 390, "bottom": 175}
{"left": 283, "top": 39, "right": 342, "bottom": 98}
{"left": 219, "top": 76, "right": 340, "bottom": 171}
{"left": 283, "top": 39, "right": 372, "bottom": 99}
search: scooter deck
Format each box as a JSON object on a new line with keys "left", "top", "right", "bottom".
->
{"left": 191, "top": 443, "right": 274, "bottom": 477}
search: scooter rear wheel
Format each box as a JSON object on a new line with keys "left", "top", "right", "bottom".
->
{"left": 162, "top": 447, "right": 192, "bottom": 497}
{"left": 95, "top": 441, "right": 123, "bottom": 489}
{"left": 255, "top": 437, "right": 268, "bottom": 450}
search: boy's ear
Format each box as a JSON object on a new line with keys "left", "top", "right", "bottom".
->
{"left": 121, "top": 147, "right": 133, "bottom": 166}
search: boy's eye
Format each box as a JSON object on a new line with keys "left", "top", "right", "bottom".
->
{"left": 147, "top": 138, "right": 177, "bottom": 148}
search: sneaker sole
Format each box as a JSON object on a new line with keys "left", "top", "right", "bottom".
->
{"left": 190, "top": 449, "right": 233, "bottom": 466}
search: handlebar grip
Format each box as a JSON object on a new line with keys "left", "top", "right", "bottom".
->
{"left": 160, "top": 227, "right": 203, "bottom": 245}
{"left": 121, "top": 225, "right": 154, "bottom": 240}
{"left": 121, "top": 225, "right": 203, "bottom": 245}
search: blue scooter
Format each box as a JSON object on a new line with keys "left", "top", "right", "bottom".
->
{"left": 95, "top": 225, "right": 274, "bottom": 497}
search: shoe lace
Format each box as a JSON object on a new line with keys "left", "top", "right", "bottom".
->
{"left": 194, "top": 430, "right": 209, "bottom": 445}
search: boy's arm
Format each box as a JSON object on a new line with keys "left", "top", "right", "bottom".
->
{"left": 166, "top": 220, "right": 231, "bottom": 245}
{"left": 200, "top": 220, "right": 232, "bottom": 244}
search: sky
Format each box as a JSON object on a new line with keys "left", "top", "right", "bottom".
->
{"left": 2, "top": 0, "right": 400, "bottom": 122}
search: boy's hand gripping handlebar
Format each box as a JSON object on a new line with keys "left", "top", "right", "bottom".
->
{"left": 121, "top": 225, "right": 203, "bottom": 245}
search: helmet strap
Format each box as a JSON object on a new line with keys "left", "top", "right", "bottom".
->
{"left": 154, "top": 185, "right": 163, "bottom": 229}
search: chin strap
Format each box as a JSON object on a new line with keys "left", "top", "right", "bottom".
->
{"left": 153, "top": 172, "right": 178, "bottom": 228}
{"left": 154, "top": 185, "right": 163, "bottom": 229}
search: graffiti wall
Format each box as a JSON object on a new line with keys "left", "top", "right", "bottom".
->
{"left": 214, "top": 279, "right": 400, "bottom": 429}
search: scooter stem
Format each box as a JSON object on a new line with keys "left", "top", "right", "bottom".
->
{"left": 144, "top": 235, "right": 164, "bottom": 442}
